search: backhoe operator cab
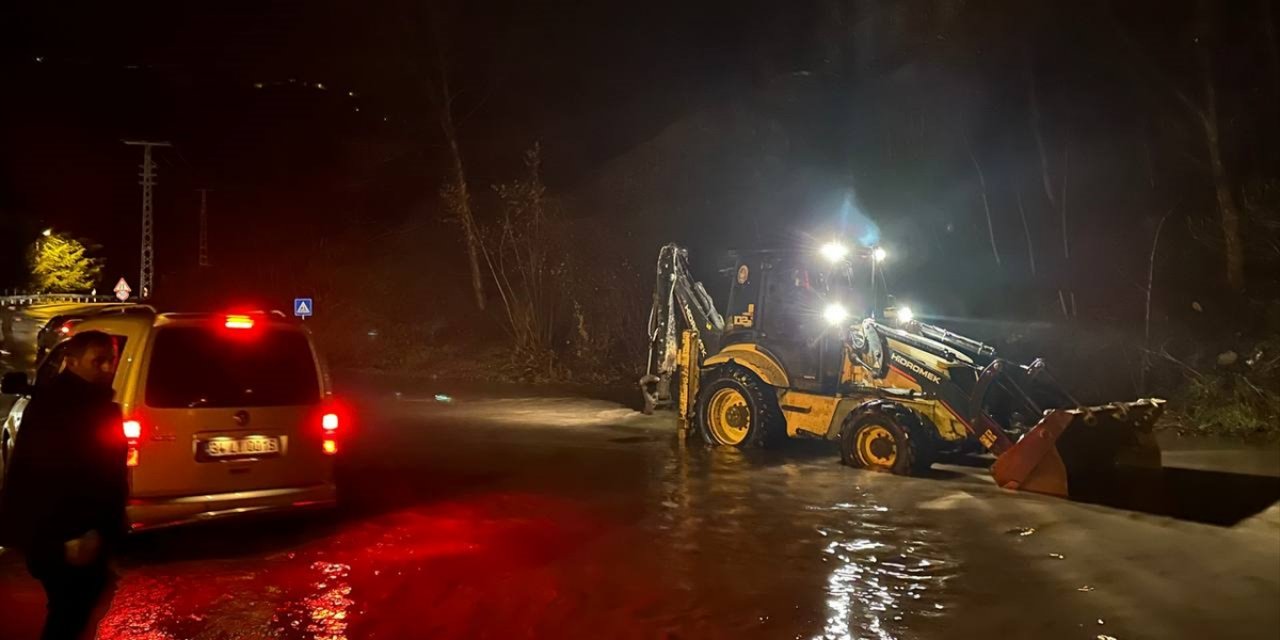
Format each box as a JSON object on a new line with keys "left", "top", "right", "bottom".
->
{"left": 718, "top": 249, "right": 858, "bottom": 395}
{"left": 641, "top": 242, "right": 1164, "bottom": 499}
{"left": 696, "top": 247, "right": 904, "bottom": 449}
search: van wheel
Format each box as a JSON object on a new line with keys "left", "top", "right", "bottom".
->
{"left": 840, "top": 404, "right": 935, "bottom": 476}
{"left": 694, "top": 365, "right": 784, "bottom": 448}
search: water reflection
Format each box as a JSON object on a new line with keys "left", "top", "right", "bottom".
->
{"left": 814, "top": 500, "right": 955, "bottom": 640}
{"left": 25, "top": 418, "right": 965, "bottom": 639}
{"left": 95, "top": 575, "right": 177, "bottom": 640}
{"left": 300, "top": 561, "right": 353, "bottom": 640}
{"left": 657, "top": 438, "right": 957, "bottom": 639}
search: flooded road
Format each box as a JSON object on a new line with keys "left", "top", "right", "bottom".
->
{"left": 2, "top": 374, "right": 1279, "bottom": 638}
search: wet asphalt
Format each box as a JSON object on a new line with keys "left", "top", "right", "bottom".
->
{"left": 0, "top": 306, "right": 1278, "bottom": 639}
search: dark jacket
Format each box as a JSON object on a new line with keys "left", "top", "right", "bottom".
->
{"left": 0, "top": 371, "right": 128, "bottom": 555}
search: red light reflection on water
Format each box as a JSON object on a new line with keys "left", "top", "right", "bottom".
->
{"left": 280, "top": 561, "right": 353, "bottom": 640}
{"left": 69, "top": 492, "right": 610, "bottom": 640}
{"left": 95, "top": 575, "right": 180, "bottom": 640}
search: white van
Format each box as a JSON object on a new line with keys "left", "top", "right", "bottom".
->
{"left": 1, "top": 308, "right": 340, "bottom": 531}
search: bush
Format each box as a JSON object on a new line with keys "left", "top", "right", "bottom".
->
{"left": 479, "top": 144, "right": 649, "bottom": 385}
{"left": 1167, "top": 336, "right": 1280, "bottom": 439}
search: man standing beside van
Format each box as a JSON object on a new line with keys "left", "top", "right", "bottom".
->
{"left": 0, "top": 331, "right": 128, "bottom": 639}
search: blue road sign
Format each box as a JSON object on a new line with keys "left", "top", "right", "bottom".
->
{"left": 294, "top": 298, "right": 313, "bottom": 318}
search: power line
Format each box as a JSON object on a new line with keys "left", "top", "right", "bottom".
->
{"left": 123, "top": 140, "right": 171, "bottom": 300}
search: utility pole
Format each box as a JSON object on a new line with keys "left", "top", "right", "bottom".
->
{"left": 123, "top": 140, "right": 171, "bottom": 300}
{"left": 197, "top": 188, "right": 211, "bottom": 267}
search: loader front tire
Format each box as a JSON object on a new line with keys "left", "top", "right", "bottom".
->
{"left": 695, "top": 365, "right": 784, "bottom": 449}
{"left": 840, "top": 404, "right": 935, "bottom": 476}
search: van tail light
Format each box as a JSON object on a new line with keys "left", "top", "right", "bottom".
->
{"left": 319, "top": 405, "right": 345, "bottom": 456}
{"left": 122, "top": 419, "right": 142, "bottom": 467}
{"left": 224, "top": 314, "right": 255, "bottom": 329}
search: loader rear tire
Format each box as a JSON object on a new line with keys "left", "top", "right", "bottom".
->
{"left": 694, "top": 365, "right": 784, "bottom": 449}
{"left": 840, "top": 404, "right": 936, "bottom": 476}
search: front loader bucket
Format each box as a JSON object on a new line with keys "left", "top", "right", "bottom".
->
{"left": 991, "top": 399, "right": 1165, "bottom": 499}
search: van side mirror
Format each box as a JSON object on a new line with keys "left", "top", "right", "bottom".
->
{"left": 1, "top": 372, "right": 31, "bottom": 395}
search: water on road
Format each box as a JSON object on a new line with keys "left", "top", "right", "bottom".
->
{"left": 0, "top": 318, "right": 1277, "bottom": 639}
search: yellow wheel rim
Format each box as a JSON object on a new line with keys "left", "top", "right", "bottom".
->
{"left": 856, "top": 424, "right": 897, "bottom": 467}
{"left": 707, "top": 387, "right": 751, "bottom": 446}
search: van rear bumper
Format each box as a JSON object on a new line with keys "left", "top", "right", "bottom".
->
{"left": 127, "top": 483, "right": 337, "bottom": 532}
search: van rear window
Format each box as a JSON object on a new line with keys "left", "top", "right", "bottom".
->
{"left": 145, "top": 327, "right": 320, "bottom": 408}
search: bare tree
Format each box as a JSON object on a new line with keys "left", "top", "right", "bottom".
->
{"left": 1025, "top": 45, "right": 1074, "bottom": 267}
{"left": 1060, "top": 145, "right": 1070, "bottom": 260}
{"left": 1140, "top": 211, "right": 1171, "bottom": 393}
{"left": 425, "top": 7, "right": 487, "bottom": 310}
{"left": 1106, "top": 0, "right": 1246, "bottom": 292}
{"left": 1024, "top": 46, "right": 1057, "bottom": 212}
{"left": 964, "top": 131, "right": 1002, "bottom": 266}
{"left": 1194, "top": 9, "right": 1245, "bottom": 293}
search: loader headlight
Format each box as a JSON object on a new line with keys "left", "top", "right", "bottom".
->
{"left": 823, "top": 303, "right": 850, "bottom": 326}
{"left": 872, "top": 246, "right": 888, "bottom": 262}
{"left": 896, "top": 306, "right": 914, "bottom": 324}
{"left": 819, "top": 241, "right": 850, "bottom": 263}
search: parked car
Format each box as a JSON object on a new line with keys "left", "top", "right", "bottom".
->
{"left": 34, "top": 314, "right": 81, "bottom": 360}
{"left": 34, "top": 305, "right": 135, "bottom": 360}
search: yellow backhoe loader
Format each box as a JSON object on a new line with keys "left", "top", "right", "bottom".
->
{"left": 639, "top": 243, "right": 1164, "bottom": 499}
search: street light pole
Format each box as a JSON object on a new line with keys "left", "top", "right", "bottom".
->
{"left": 123, "top": 140, "right": 171, "bottom": 300}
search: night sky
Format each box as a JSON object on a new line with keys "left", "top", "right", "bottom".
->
{"left": 2, "top": 1, "right": 1276, "bottom": 347}
{"left": 1, "top": 1, "right": 755, "bottom": 277}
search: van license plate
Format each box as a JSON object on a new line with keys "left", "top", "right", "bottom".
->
{"left": 199, "top": 436, "right": 281, "bottom": 461}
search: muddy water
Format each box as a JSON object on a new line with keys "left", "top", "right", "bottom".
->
{"left": 7, "top": 397, "right": 967, "bottom": 640}
{"left": 5, "top": 338, "right": 1277, "bottom": 637}
{"left": 651, "top": 442, "right": 959, "bottom": 639}
{"left": 3, "top": 393, "right": 1278, "bottom": 638}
